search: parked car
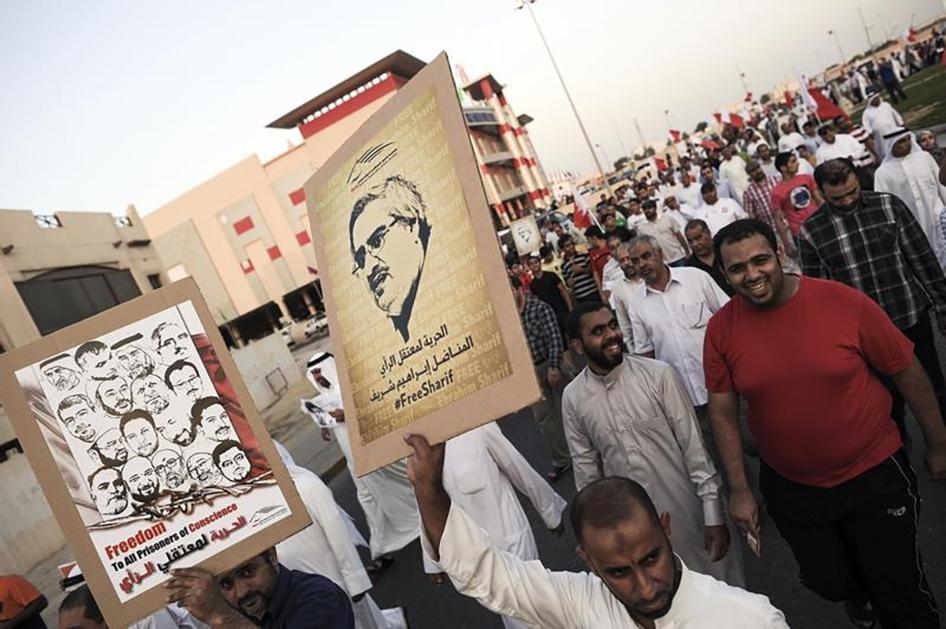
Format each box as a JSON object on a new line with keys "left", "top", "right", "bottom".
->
{"left": 280, "top": 327, "right": 295, "bottom": 348}
{"left": 304, "top": 312, "right": 329, "bottom": 337}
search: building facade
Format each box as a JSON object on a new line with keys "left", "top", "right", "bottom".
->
{"left": 144, "top": 50, "right": 551, "bottom": 346}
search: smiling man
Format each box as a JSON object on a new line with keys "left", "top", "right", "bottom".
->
{"left": 403, "top": 434, "right": 786, "bottom": 628}
{"left": 562, "top": 302, "right": 743, "bottom": 587}
{"left": 706, "top": 218, "right": 946, "bottom": 628}
{"left": 348, "top": 174, "right": 431, "bottom": 342}
{"left": 123, "top": 455, "right": 161, "bottom": 505}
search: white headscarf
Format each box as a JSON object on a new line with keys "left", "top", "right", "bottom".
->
{"left": 881, "top": 127, "right": 923, "bottom": 165}
{"left": 300, "top": 352, "right": 343, "bottom": 428}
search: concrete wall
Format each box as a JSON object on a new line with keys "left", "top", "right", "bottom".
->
{"left": 0, "top": 453, "right": 65, "bottom": 574}
{"left": 230, "top": 333, "right": 302, "bottom": 410}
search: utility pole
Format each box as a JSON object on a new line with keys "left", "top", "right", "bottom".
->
{"left": 633, "top": 117, "right": 648, "bottom": 154}
{"left": 736, "top": 65, "right": 751, "bottom": 96}
{"left": 612, "top": 121, "right": 630, "bottom": 159}
{"left": 516, "top": 0, "right": 613, "bottom": 195}
{"left": 857, "top": 6, "right": 875, "bottom": 51}
{"left": 828, "top": 29, "right": 846, "bottom": 66}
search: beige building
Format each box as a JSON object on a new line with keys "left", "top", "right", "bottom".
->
{"left": 144, "top": 50, "right": 550, "bottom": 346}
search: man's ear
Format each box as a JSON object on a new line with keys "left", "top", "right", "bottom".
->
{"left": 264, "top": 546, "right": 278, "bottom": 567}
{"left": 659, "top": 511, "right": 672, "bottom": 542}
{"left": 569, "top": 337, "right": 585, "bottom": 357}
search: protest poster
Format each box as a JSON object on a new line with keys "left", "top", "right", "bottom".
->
{"left": 0, "top": 278, "right": 309, "bottom": 627}
{"left": 303, "top": 52, "right": 541, "bottom": 475}
{"left": 509, "top": 215, "right": 543, "bottom": 256}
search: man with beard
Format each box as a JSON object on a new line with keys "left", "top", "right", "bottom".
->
{"left": 40, "top": 353, "right": 80, "bottom": 392}
{"left": 165, "top": 360, "right": 204, "bottom": 402}
{"left": 706, "top": 219, "right": 946, "bottom": 628}
{"left": 187, "top": 452, "right": 223, "bottom": 488}
{"left": 191, "top": 397, "right": 238, "bottom": 442}
{"left": 152, "top": 321, "right": 191, "bottom": 365}
{"left": 693, "top": 183, "right": 746, "bottom": 235}
{"left": 119, "top": 410, "right": 160, "bottom": 457}
{"left": 212, "top": 440, "right": 252, "bottom": 483}
{"left": 94, "top": 376, "right": 133, "bottom": 417}
{"left": 164, "top": 548, "right": 354, "bottom": 628}
{"left": 684, "top": 220, "right": 733, "bottom": 296}
{"left": 156, "top": 413, "right": 197, "bottom": 447}
{"left": 74, "top": 341, "right": 118, "bottom": 381}
{"left": 403, "top": 437, "right": 785, "bottom": 627}
{"left": 111, "top": 333, "right": 155, "bottom": 380}
{"left": 131, "top": 374, "right": 172, "bottom": 415}
{"left": 57, "top": 394, "right": 99, "bottom": 443}
{"left": 609, "top": 242, "right": 643, "bottom": 348}
{"left": 800, "top": 158, "right": 946, "bottom": 442}
{"left": 123, "top": 456, "right": 162, "bottom": 505}
{"left": 153, "top": 449, "right": 190, "bottom": 493}
{"left": 561, "top": 302, "right": 743, "bottom": 586}
{"left": 88, "top": 466, "right": 129, "bottom": 517}
{"left": 89, "top": 429, "right": 128, "bottom": 467}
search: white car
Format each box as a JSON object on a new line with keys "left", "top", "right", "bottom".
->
{"left": 280, "top": 327, "right": 295, "bottom": 347}
{"left": 304, "top": 313, "right": 328, "bottom": 337}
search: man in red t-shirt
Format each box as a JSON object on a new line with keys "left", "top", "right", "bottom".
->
{"left": 704, "top": 218, "right": 946, "bottom": 629}
{"left": 771, "top": 152, "right": 823, "bottom": 244}
{"left": 0, "top": 574, "right": 47, "bottom": 629}
{"left": 584, "top": 225, "right": 611, "bottom": 298}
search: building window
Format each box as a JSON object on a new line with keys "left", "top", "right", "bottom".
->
{"left": 147, "top": 273, "right": 162, "bottom": 289}
{"left": 115, "top": 216, "right": 133, "bottom": 228}
{"left": 35, "top": 214, "right": 62, "bottom": 229}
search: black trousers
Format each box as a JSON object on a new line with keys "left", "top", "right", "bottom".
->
{"left": 887, "top": 311, "right": 946, "bottom": 441}
{"left": 760, "top": 450, "right": 940, "bottom": 629}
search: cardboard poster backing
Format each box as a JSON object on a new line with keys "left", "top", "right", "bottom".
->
{"left": 0, "top": 279, "right": 310, "bottom": 628}
{"left": 303, "top": 52, "right": 541, "bottom": 475}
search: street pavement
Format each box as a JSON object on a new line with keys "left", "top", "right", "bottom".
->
{"left": 287, "top": 375, "right": 946, "bottom": 628}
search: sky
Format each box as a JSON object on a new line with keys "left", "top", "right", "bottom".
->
{"left": 1, "top": 0, "right": 942, "bottom": 216}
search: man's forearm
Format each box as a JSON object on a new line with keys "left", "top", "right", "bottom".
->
{"left": 893, "top": 358, "right": 946, "bottom": 447}
{"left": 708, "top": 400, "right": 752, "bottom": 492}
{"left": 415, "top": 485, "right": 452, "bottom": 559}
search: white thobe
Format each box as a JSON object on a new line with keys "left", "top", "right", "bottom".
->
{"left": 875, "top": 149, "right": 946, "bottom": 267}
{"left": 425, "top": 423, "right": 567, "bottom": 629}
{"left": 638, "top": 215, "right": 687, "bottom": 263}
{"left": 719, "top": 156, "right": 751, "bottom": 202}
{"left": 777, "top": 132, "right": 805, "bottom": 153}
{"left": 692, "top": 198, "right": 746, "bottom": 235}
{"left": 677, "top": 182, "right": 704, "bottom": 209}
{"left": 627, "top": 266, "right": 729, "bottom": 406}
{"left": 760, "top": 160, "right": 779, "bottom": 179}
{"left": 130, "top": 607, "right": 207, "bottom": 629}
{"left": 862, "top": 102, "right": 904, "bottom": 159}
{"left": 610, "top": 277, "right": 644, "bottom": 347}
{"left": 423, "top": 506, "right": 787, "bottom": 628}
{"left": 601, "top": 256, "right": 626, "bottom": 294}
{"left": 561, "top": 356, "right": 745, "bottom": 585}
{"left": 276, "top": 461, "right": 407, "bottom": 629}
{"left": 815, "top": 133, "right": 868, "bottom": 165}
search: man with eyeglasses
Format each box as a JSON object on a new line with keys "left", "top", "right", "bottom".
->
{"left": 348, "top": 174, "right": 431, "bottom": 342}
{"left": 799, "top": 157, "right": 946, "bottom": 441}
{"left": 165, "top": 359, "right": 204, "bottom": 402}
{"left": 152, "top": 321, "right": 191, "bottom": 365}
{"left": 164, "top": 548, "right": 354, "bottom": 628}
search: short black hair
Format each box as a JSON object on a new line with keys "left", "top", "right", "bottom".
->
{"left": 164, "top": 359, "right": 198, "bottom": 390}
{"left": 813, "top": 157, "right": 857, "bottom": 190}
{"left": 558, "top": 234, "right": 574, "bottom": 247}
{"left": 212, "top": 439, "right": 246, "bottom": 467}
{"left": 641, "top": 199, "right": 657, "bottom": 210}
{"left": 774, "top": 151, "right": 793, "bottom": 172}
{"left": 684, "top": 218, "right": 710, "bottom": 234}
{"left": 817, "top": 123, "right": 834, "bottom": 137}
{"left": 565, "top": 301, "right": 610, "bottom": 341}
{"left": 191, "top": 396, "right": 227, "bottom": 425}
{"left": 700, "top": 181, "right": 716, "bottom": 194}
{"left": 119, "top": 409, "right": 155, "bottom": 436}
{"left": 58, "top": 394, "right": 93, "bottom": 421}
{"left": 570, "top": 477, "right": 661, "bottom": 544}
{"left": 584, "top": 226, "right": 605, "bottom": 240}
{"left": 713, "top": 218, "right": 778, "bottom": 265}
{"left": 74, "top": 341, "right": 107, "bottom": 367}
{"left": 59, "top": 585, "right": 104, "bottom": 622}
{"left": 538, "top": 245, "right": 551, "bottom": 257}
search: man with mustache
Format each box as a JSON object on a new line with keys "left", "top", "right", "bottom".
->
{"left": 123, "top": 455, "right": 162, "bottom": 505}
{"left": 74, "top": 341, "right": 119, "bottom": 381}
{"left": 213, "top": 440, "right": 252, "bottom": 483}
{"left": 89, "top": 429, "right": 128, "bottom": 468}
{"left": 153, "top": 448, "right": 189, "bottom": 492}
{"left": 40, "top": 353, "right": 80, "bottom": 392}
{"left": 401, "top": 435, "right": 785, "bottom": 628}
{"left": 191, "top": 397, "right": 237, "bottom": 442}
{"left": 708, "top": 218, "right": 946, "bottom": 628}
{"left": 165, "top": 359, "right": 203, "bottom": 402}
{"left": 152, "top": 321, "right": 191, "bottom": 365}
{"left": 561, "top": 302, "right": 744, "bottom": 587}
{"left": 119, "top": 410, "right": 160, "bottom": 457}
{"left": 156, "top": 412, "right": 197, "bottom": 447}
{"left": 799, "top": 158, "right": 946, "bottom": 441}
{"left": 88, "top": 467, "right": 129, "bottom": 517}
{"left": 187, "top": 452, "right": 223, "bottom": 488}
{"left": 349, "top": 174, "right": 431, "bottom": 342}
{"left": 57, "top": 394, "right": 99, "bottom": 443}
{"left": 131, "top": 374, "right": 172, "bottom": 415}
{"left": 94, "top": 376, "right": 133, "bottom": 417}
{"left": 111, "top": 333, "right": 155, "bottom": 380}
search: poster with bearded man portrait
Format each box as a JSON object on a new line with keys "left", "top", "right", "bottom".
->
{"left": 0, "top": 279, "right": 308, "bottom": 628}
{"left": 303, "top": 52, "right": 540, "bottom": 474}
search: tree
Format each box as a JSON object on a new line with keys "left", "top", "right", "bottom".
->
{"left": 644, "top": 147, "right": 656, "bottom": 157}
{"left": 614, "top": 156, "right": 632, "bottom": 171}
{"left": 759, "top": 93, "right": 772, "bottom": 105}
{"left": 694, "top": 121, "right": 708, "bottom": 133}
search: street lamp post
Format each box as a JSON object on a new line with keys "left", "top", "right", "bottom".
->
{"left": 828, "top": 29, "right": 847, "bottom": 66}
{"left": 515, "top": 0, "right": 614, "bottom": 197}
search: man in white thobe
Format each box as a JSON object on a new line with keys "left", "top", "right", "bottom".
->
{"left": 692, "top": 183, "right": 747, "bottom": 235}
{"left": 405, "top": 436, "right": 788, "bottom": 629}
{"left": 611, "top": 243, "right": 645, "bottom": 348}
{"left": 424, "top": 423, "right": 567, "bottom": 629}
{"left": 719, "top": 145, "right": 751, "bottom": 203}
{"left": 301, "top": 352, "right": 419, "bottom": 566}
{"left": 861, "top": 88, "right": 904, "bottom": 160}
{"left": 274, "top": 442, "right": 408, "bottom": 629}
{"left": 561, "top": 304, "right": 745, "bottom": 587}
{"left": 875, "top": 127, "right": 946, "bottom": 267}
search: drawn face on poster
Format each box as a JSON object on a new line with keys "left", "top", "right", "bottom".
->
{"left": 89, "top": 467, "right": 130, "bottom": 517}
{"left": 348, "top": 146, "right": 432, "bottom": 343}
{"left": 41, "top": 354, "right": 81, "bottom": 392}
{"left": 152, "top": 449, "right": 188, "bottom": 492}
{"left": 112, "top": 336, "right": 155, "bottom": 380}
{"left": 166, "top": 361, "right": 203, "bottom": 402}
{"left": 96, "top": 377, "right": 133, "bottom": 417}
{"left": 510, "top": 216, "right": 542, "bottom": 256}
{"left": 152, "top": 322, "right": 189, "bottom": 365}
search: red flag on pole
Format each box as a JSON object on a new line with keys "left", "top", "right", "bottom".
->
{"left": 654, "top": 157, "right": 668, "bottom": 172}
{"left": 807, "top": 87, "right": 848, "bottom": 122}
{"left": 784, "top": 91, "right": 795, "bottom": 108}
{"left": 669, "top": 129, "right": 681, "bottom": 143}
{"left": 729, "top": 113, "right": 745, "bottom": 128}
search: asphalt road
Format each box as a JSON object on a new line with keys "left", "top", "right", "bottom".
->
{"left": 299, "top": 381, "right": 946, "bottom": 628}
